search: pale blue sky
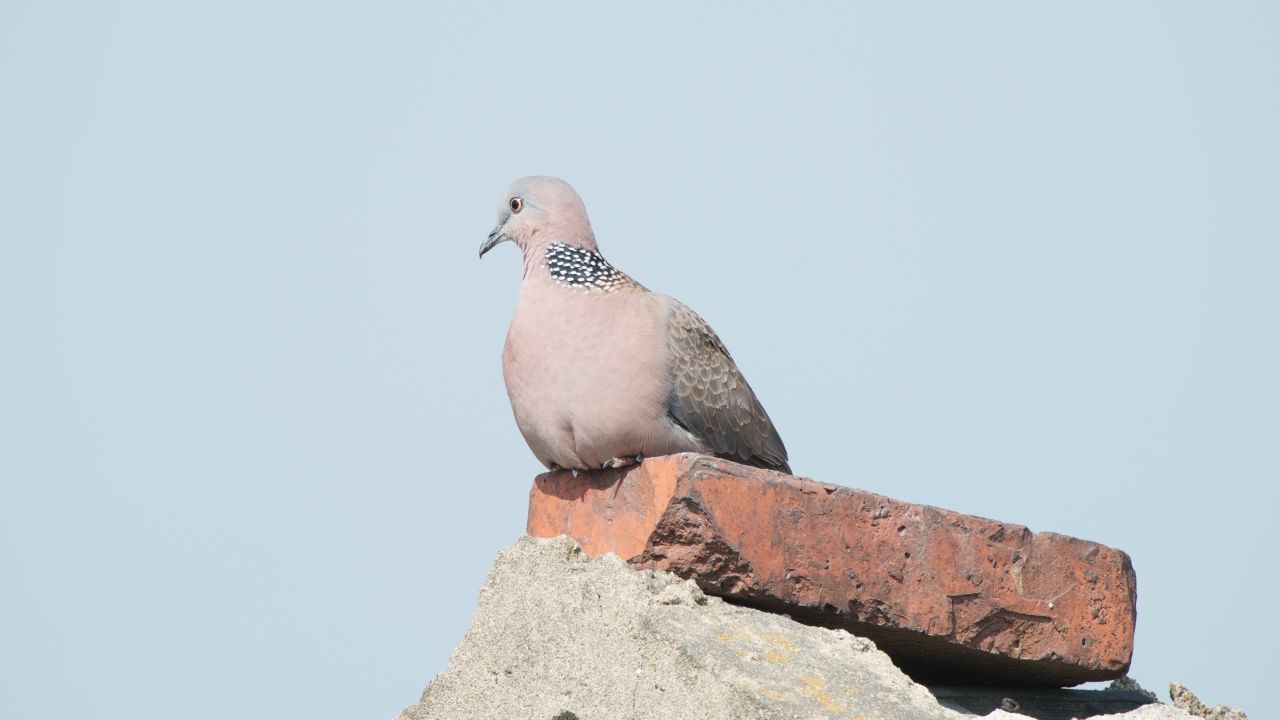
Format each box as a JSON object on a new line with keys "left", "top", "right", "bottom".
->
{"left": 2, "top": 2, "right": 1276, "bottom": 718}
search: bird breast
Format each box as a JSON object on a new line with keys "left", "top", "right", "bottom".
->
{"left": 501, "top": 283, "right": 681, "bottom": 469}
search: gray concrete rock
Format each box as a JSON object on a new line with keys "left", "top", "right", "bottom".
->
{"left": 1169, "top": 683, "right": 1248, "bottom": 720}
{"left": 397, "top": 536, "right": 1198, "bottom": 720}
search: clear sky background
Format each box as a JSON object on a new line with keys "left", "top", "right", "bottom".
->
{"left": 2, "top": 2, "right": 1276, "bottom": 718}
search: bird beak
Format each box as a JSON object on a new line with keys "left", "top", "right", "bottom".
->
{"left": 479, "top": 226, "right": 508, "bottom": 259}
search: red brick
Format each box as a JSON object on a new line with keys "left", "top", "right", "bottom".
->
{"left": 526, "top": 453, "right": 1136, "bottom": 686}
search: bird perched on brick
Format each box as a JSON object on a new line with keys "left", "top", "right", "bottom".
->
{"left": 480, "top": 176, "right": 790, "bottom": 474}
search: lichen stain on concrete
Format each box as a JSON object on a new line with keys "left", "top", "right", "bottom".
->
{"left": 759, "top": 688, "right": 792, "bottom": 702}
{"left": 799, "top": 674, "right": 847, "bottom": 713}
{"left": 763, "top": 632, "right": 796, "bottom": 653}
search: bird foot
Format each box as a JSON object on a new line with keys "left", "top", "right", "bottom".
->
{"left": 601, "top": 454, "right": 643, "bottom": 470}
{"left": 548, "top": 462, "right": 578, "bottom": 478}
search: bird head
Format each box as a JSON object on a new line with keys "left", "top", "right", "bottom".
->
{"left": 479, "top": 176, "right": 598, "bottom": 259}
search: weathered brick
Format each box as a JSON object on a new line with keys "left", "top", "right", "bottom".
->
{"left": 526, "top": 453, "right": 1136, "bottom": 686}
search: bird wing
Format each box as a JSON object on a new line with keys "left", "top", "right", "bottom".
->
{"left": 664, "top": 299, "right": 791, "bottom": 473}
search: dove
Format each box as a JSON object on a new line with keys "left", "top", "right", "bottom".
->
{"left": 480, "top": 176, "right": 790, "bottom": 474}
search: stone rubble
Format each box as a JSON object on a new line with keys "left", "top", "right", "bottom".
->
{"left": 398, "top": 536, "right": 1198, "bottom": 720}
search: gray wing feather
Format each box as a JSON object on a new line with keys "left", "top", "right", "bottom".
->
{"left": 665, "top": 300, "right": 791, "bottom": 473}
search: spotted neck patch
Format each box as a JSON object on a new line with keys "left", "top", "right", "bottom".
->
{"left": 543, "top": 242, "right": 631, "bottom": 292}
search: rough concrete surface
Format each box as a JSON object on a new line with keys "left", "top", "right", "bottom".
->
{"left": 527, "top": 453, "right": 1137, "bottom": 685}
{"left": 1169, "top": 682, "right": 1248, "bottom": 720}
{"left": 398, "top": 536, "right": 1196, "bottom": 720}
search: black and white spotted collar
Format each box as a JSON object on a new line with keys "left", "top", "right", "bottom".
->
{"left": 543, "top": 242, "right": 632, "bottom": 292}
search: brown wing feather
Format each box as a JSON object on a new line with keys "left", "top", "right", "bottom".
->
{"left": 665, "top": 300, "right": 790, "bottom": 473}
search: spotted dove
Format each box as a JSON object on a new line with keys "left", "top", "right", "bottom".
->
{"left": 479, "top": 176, "right": 790, "bottom": 474}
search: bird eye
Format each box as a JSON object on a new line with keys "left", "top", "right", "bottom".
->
{"left": 509, "top": 197, "right": 524, "bottom": 213}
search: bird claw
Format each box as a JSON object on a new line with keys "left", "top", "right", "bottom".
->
{"left": 601, "top": 454, "right": 643, "bottom": 470}
{"left": 551, "top": 456, "right": 643, "bottom": 474}
{"left": 548, "top": 462, "right": 578, "bottom": 478}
